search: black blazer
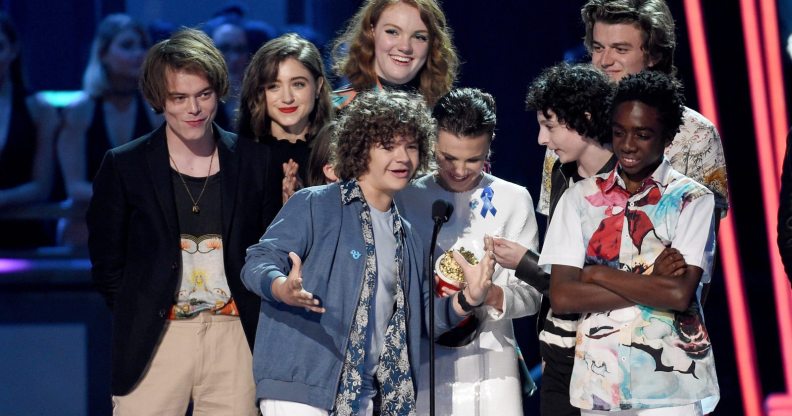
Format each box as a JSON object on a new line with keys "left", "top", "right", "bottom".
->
{"left": 778, "top": 129, "right": 792, "bottom": 283}
{"left": 87, "top": 123, "right": 279, "bottom": 395}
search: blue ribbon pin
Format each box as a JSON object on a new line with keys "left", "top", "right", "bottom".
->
{"left": 480, "top": 186, "right": 497, "bottom": 218}
{"left": 350, "top": 250, "right": 361, "bottom": 260}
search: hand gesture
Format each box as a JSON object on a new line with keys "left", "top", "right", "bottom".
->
{"left": 653, "top": 247, "right": 687, "bottom": 277}
{"left": 492, "top": 236, "right": 529, "bottom": 270}
{"left": 282, "top": 159, "right": 302, "bottom": 204}
{"left": 435, "top": 274, "right": 460, "bottom": 298}
{"left": 272, "top": 252, "right": 325, "bottom": 313}
{"left": 455, "top": 236, "right": 496, "bottom": 306}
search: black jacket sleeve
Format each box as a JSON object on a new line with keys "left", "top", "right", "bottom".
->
{"left": 515, "top": 249, "right": 550, "bottom": 296}
{"left": 87, "top": 150, "right": 128, "bottom": 309}
{"left": 778, "top": 132, "right": 792, "bottom": 280}
{"left": 778, "top": 129, "right": 792, "bottom": 283}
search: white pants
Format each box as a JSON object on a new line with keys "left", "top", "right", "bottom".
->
{"left": 259, "top": 399, "right": 374, "bottom": 416}
{"left": 581, "top": 401, "right": 703, "bottom": 416}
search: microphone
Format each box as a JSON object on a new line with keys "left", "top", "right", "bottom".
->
{"left": 431, "top": 199, "right": 454, "bottom": 224}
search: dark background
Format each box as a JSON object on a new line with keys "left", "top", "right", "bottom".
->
{"left": 0, "top": 0, "right": 788, "bottom": 414}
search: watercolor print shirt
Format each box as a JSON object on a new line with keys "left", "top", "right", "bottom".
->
{"left": 539, "top": 158, "right": 720, "bottom": 412}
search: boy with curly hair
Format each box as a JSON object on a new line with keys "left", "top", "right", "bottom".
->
{"left": 540, "top": 71, "right": 720, "bottom": 415}
{"left": 242, "top": 90, "right": 497, "bottom": 416}
{"left": 495, "top": 62, "right": 616, "bottom": 416}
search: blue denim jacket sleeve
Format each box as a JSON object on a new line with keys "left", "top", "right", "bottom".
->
{"left": 242, "top": 189, "right": 315, "bottom": 302}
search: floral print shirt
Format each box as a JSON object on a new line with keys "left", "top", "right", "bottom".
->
{"left": 539, "top": 158, "right": 720, "bottom": 412}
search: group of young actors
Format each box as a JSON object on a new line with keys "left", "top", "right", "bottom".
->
{"left": 86, "top": 0, "right": 728, "bottom": 415}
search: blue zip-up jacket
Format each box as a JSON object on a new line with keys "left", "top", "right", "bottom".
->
{"left": 241, "top": 181, "right": 464, "bottom": 410}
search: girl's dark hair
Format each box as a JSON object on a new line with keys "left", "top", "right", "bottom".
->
{"left": 306, "top": 121, "right": 337, "bottom": 187}
{"left": 238, "top": 33, "right": 333, "bottom": 140}
{"left": 433, "top": 87, "right": 496, "bottom": 141}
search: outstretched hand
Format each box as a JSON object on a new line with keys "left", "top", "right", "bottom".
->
{"left": 272, "top": 252, "right": 325, "bottom": 313}
{"left": 492, "top": 236, "right": 529, "bottom": 270}
{"left": 455, "top": 236, "right": 496, "bottom": 306}
{"left": 653, "top": 247, "right": 687, "bottom": 277}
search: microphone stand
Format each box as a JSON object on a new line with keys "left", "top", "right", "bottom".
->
{"left": 428, "top": 219, "right": 443, "bottom": 416}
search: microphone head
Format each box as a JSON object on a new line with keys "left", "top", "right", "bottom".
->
{"left": 431, "top": 199, "right": 454, "bottom": 223}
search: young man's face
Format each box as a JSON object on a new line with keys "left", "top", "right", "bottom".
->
{"left": 612, "top": 100, "right": 668, "bottom": 191}
{"left": 163, "top": 69, "right": 218, "bottom": 144}
{"left": 357, "top": 135, "right": 419, "bottom": 202}
{"left": 536, "top": 109, "right": 589, "bottom": 164}
{"left": 435, "top": 129, "right": 489, "bottom": 193}
{"left": 591, "top": 22, "right": 654, "bottom": 82}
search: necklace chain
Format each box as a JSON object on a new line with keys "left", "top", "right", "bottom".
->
{"left": 169, "top": 147, "right": 216, "bottom": 214}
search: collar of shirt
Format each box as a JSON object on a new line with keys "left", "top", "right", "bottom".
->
{"left": 559, "top": 154, "right": 619, "bottom": 183}
{"left": 340, "top": 179, "right": 403, "bottom": 236}
{"left": 602, "top": 156, "right": 673, "bottom": 195}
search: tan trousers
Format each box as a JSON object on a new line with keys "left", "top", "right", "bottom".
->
{"left": 112, "top": 312, "right": 257, "bottom": 416}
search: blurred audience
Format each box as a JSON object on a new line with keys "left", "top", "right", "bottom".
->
{"left": 0, "top": 12, "right": 59, "bottom": 249}
{"left": 205, "top": 18, "right": 249, "bottom": 131}
{"left": 57, "top": 14, "right": 160, "bottom": 248}
{"left": 203, "top": 5, "right": 276, "bottom": 132}
{"left": 147, "top": 19, "right": 176, "bottom": 45}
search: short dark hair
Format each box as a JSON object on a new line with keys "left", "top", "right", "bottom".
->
{"left": 432, "top": 88, "right": 497, "bottom": 141}
{"left": 610, "top": 70, "right": 685, "bottom": 142}
{"left": 581, "top": 0, "right": 677, "bottom": 76}
{"left": 526, "top": 63, "right": 613, "bottom": 144}
{"left": 306, "top": 121, "right": 337, "bottom": 187}
{"left": 139, "top": 28, "right": 228, "bottom": 114}
{"left": 333, "top": 90, "right": 434, "bottom": 181}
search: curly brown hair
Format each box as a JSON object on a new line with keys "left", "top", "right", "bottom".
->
{"left": 581, "top": 0, "right": 677, "bottom": 76}
{"left": 333, "top": 90, "right": 435, "bottom": 180}
{"left": 331, "top": 0, "right": 458, "bottom": 106}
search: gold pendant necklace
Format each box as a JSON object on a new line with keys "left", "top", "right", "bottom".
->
{"left": 169, "top": 147, "right": 216, "bottom": 214}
